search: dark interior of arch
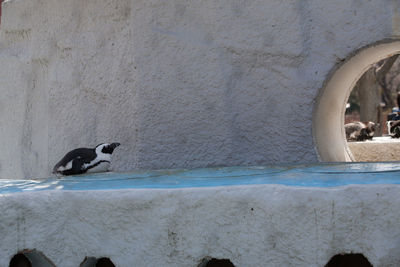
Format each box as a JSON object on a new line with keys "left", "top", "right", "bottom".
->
{"left": 80, "top": 256, "right": 115, "bottom": 267}
{"left": 200, "top": 258, "right": 236, "bottom": 267}
{"left": 9, "top": 253, "right": 32, "bottom": 267}
{"left": 325, "top": 253, "right": 373, "bottom": 267}
{"left": 9, "top": 250, "right": 55, "bottom": 267}
{"left": 95, "top": 257, "right": 115, "bottom": 267}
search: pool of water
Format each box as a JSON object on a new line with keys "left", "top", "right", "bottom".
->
{"left": 1, "top": 162, "right": 400, "bottom": 194}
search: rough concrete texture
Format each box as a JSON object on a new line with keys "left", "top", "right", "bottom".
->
{"left": 0, "top": 0, "right": 398, "bottom": 179}
{"left": 348, "top": 137, "right": 400, "bottom": 161}
{"left": 1, "top": 185, "right": 400, "bottom": 266}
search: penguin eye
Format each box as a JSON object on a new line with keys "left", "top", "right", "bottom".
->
{"left": 101, "top": 145, "right": 113, "bottom": 154}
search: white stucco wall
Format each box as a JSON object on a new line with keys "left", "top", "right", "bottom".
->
{"left": 1, "top": 184, "right": 400, "bottom": 267}
{"left": 0, "top": 0, "right": 399, "bottom": 179}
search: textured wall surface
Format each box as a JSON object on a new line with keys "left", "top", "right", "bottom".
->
{"left": 349, "top": 137, "right": 400, "bottom": 161}
{"left": 0, "top": 0, "right": 398, "bottom": 179}
{"left": 1, "top": 184, "right": 400, "bottom": 266}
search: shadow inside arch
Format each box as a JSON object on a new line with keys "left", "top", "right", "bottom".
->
{"left": 198, "top": 257, "right": 236, "bottom": 267}
{"left": 80, "top": 256, "right": 116, "bottom": 267}
{"left": 9, "top": 250, "right": 55, "bottom": 267}
{"left": 325, "top": 253, "right": 373, "bottom": 267}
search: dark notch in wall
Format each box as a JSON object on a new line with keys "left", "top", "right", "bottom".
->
{"left": 9, "top": 250, "right": 55, "bottom": 267}
{"left": 198, "top": 257, "right": 236, "bottom": 267}
{"left": 80, "top": 256, "right": 116, "bottom": 267}
{"left": 325, "top": 253, "right": 373, "bottom": 267}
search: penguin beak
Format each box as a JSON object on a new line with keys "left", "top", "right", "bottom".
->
{"left": 111, "top": 142, "right": 121, "bottom": 149}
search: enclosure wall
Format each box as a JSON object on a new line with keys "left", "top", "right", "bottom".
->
{"left": 0, "top": 0, "right": 398, "bottom": 179}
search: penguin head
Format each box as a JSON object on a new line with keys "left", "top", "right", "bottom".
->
{"left": 96, "top": 142, "right": 121, "bottom": 154}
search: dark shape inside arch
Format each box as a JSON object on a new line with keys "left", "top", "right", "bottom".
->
{"left": 80, "top": 256, "right": 115, "bottom": 267}
{"left": 199, "top": 257, "right": 236, "bottom": 267}
{"left": 96, "top": 257, "right": 115, "bottom": 267}
{"left": 9, "top": 250, "right": 55, "bottom": 267}
{"left": 9, "top": 253, "right": 31, "bottom": 267}
{"left": 325, "top": 253, "right": 373, "bottom": 267}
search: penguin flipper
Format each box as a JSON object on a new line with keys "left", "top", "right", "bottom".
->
{"left": 59, "top": 157, "right": 86, "bottom": 175}
{"left": 53, "top": 148, "right": 95, "bottom": 175}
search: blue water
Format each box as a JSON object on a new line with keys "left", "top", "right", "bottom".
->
{"left": 0, "top": 162, "right": 400, "bottom": 194}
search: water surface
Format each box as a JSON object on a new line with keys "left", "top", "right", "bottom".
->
{"left": 0, "top": 162, "right": 399, "bottom": 194}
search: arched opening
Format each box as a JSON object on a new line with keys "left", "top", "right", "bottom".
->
{"left": 9, "top": 253, "right": 31, "bottom": 267}
{"left": 198, "top": 257, "right": 236, "bottom": 267}
{"left": 9, "top": 250, "right": 55, "bottom": 267}
{"left": 95, "top": 258, "right": 115, "bottom": 267}
{"left": 313, "top": 39, "right": 400, "bottom": 161}
{"left": 325, "top": 253, "right": 372, "bottom": 267}
{"left": 80, "top": 256, "right": 116, "bottom": 267}
{"left": 345, "top": 54, "right": 400, "bottom": 161}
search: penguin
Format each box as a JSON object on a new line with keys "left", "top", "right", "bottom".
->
{"left": 388, "top": 120, "right": 400, "bottom": 138}
{"left": 344, "top": 121, "right": 376, "bottom": 141}
{"left": 53, "top": 142, "right": 120, "bottom": 176}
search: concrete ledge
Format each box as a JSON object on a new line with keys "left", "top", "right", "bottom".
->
{"left": 348, "top": 136, "right": 400, "bottom": 161}
{"left": 1, "top": 186, "right": 400, "bottom": 266}
{"left": 1, "top": 164, "right": 400, "bottom": 266}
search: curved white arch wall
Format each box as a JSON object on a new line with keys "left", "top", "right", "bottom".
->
{"left": 313, "top": 40, "right": 400, "bottom": 162}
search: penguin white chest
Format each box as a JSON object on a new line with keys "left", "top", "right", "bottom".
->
{"left": 86, "top": 161, "right": 111, "bottom": 173}
{"left": 83, "top": 153, "right": 111, "bottom": 170}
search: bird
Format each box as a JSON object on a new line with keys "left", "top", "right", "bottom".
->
{"left": 344, "top": 121, "right": 376, "bottom": 141}
{"left": 53, "top": 142, "right": 120, "bottom": 176}
{"left": 388, "top": 120, "right": 400, "bottom": 138}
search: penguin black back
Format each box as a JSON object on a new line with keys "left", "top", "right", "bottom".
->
{"left": 53, "top": 143, "right": 120, "bottom": 176}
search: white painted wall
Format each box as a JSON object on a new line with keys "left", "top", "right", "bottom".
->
{"left": 1, "top": 185, "right": 400, "bottom": 266}
{"left": 0, "top": 0, "right": 399, "bottom": 179}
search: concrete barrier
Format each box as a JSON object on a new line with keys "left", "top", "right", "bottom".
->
{"left": 348, "top": 136, "right": 400, "bottom": 162}
{"left": 1, "top": 163, "right": 400, "bottom": 266}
